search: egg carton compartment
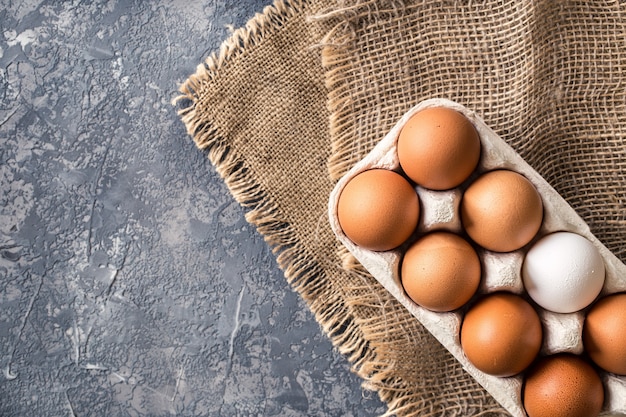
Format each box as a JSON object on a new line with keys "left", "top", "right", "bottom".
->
{"left": 328, "top": 98, "right": 626, "bottom": 417}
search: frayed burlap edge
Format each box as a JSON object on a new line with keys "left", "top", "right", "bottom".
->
{"left": 173, "top": 0, "right": 387, "bottom": 412}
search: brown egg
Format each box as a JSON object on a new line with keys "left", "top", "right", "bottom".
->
{"left": 583, "top": 293, "right": 626, "bottom": 375}
{"left": 460, "top": 292, "right": 542, "bottom": 377}
{"left": 461, "top": 169, "right": 543, "bottom": 252}
{"left": 337, "top": 169, "right": 419, "bottom": 251}
{"left": 523, "top": 354, "right": 604, "bottom": 417}
{"left": 401, "top": 232, "right": 480, "bottom": 312}
{"left": 397, "top": 107, "right": 481, "bottom": 190}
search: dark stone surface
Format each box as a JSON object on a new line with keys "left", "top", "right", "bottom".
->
{"left": 0, "top": 1, "right": 385, "bottom": 415}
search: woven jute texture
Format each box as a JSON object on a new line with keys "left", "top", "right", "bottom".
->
{"left": 177, "top": 0, "right": 626, "bottom": 416}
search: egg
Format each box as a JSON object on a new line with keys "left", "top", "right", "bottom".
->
{"left": 522, "top": 232, "right": 605, "bottom": 313}
{"left": 337, "top": 169, "right": 419, "bottom": 251}
{"left": 460, "top": 169, "right": 543, "bottom": 252}
{"left": 583, "top": 292, "right": 626, "bottom": 375}
{"left": 523, "top": 353, "right": 604, "bottom": 417}
{"left": 400, "top": 231, "right": 480, "bottom": 312}
{"left": 397, "top": 107, "right": 481, "bottom": 190}
{"left": 460, "top": 292, "right": 542, "bottom": 377}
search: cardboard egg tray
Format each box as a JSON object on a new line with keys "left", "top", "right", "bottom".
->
{"left": 327, "top": 98, "right": 626, "bottom": 417}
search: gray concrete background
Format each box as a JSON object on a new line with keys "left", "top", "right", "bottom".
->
{"left": 0, "top": 1, "right": 386, "bottom": 415}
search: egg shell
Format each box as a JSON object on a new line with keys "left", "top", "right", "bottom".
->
{"left": 583, "top": 293, "right": 626, "bottom": 375}
{"left": 523, "top": 354, "right": 604, "bottom": 417}
{"left": 397, "top": 106, "right": 481, "bottom": 190}
{"left": 460, "top": 292, "right": 542, "bottom": 377}
{"left": 461, "top": 169, "right": 543, "bottom": 252}
{"left": 337, "top": 168, "right": 419, "bottom": 252}
{"left": 327, "top": 98, "right": 626, "bottom": 417}
{"left": 523, "top": 231, "right": 605, "bottom": 313}
{"left": 401, "top": 231, "right": 480, "bottom": 312}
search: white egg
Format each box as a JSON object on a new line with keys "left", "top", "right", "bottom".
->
{"left": 522, "top": 232, "right": 605, "bottom": 313}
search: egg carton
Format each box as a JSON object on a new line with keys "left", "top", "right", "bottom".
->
{"left": 327, "top": 98, "right": 626, "bottom": 417}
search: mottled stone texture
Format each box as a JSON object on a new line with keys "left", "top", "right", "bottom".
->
{"left": 0, "top": 1, "right": 385, "bottom": 415}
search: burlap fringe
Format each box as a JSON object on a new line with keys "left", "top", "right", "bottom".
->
{"left": 176, "top": 1, "right": 301, "bottom": 90}
{"left": 174, "top": 0, "right": 387, "bottom": 413}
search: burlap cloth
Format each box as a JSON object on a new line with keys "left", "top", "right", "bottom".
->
{"left": 176, "top": 1, "right": 626, "bottom": 415}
